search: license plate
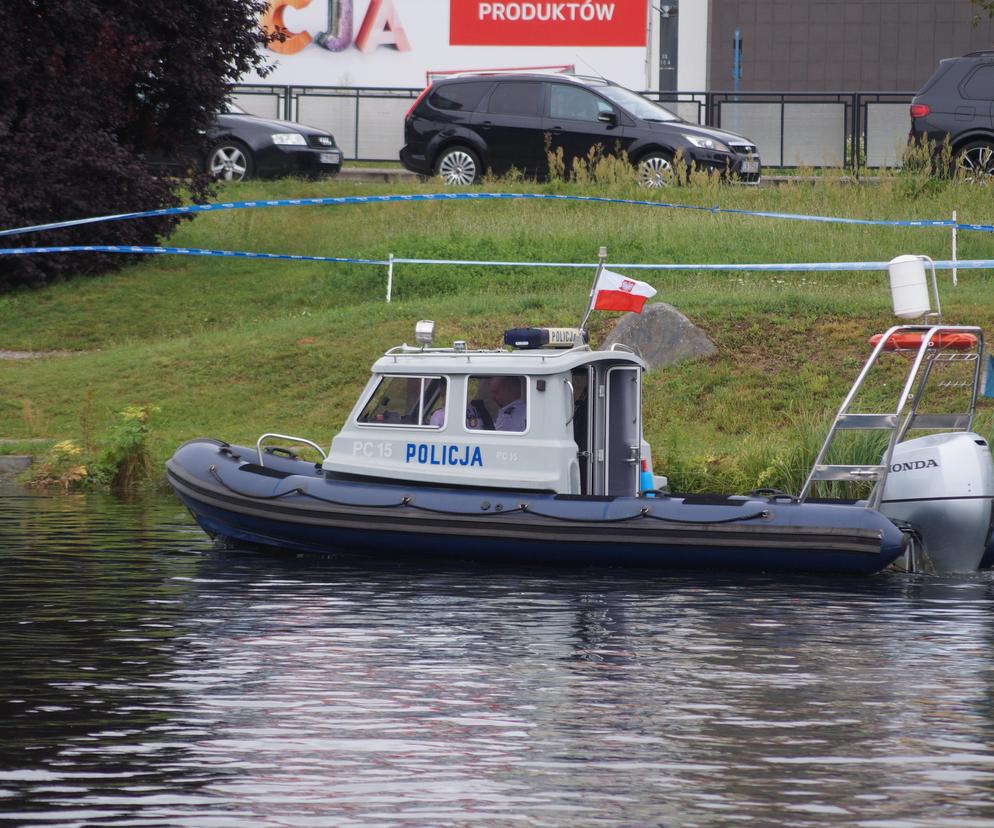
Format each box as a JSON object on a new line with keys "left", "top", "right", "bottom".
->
{"left": 320, "top": 151, "right": 341, "bottom": 164}
{"left": 741, "top": 159, "right": 759, "bottom": 173}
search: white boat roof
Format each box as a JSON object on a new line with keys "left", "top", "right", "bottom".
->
{"left": 372, "top": 343, "right": 646, "bottom": 375}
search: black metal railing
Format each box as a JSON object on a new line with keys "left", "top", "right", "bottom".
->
{"left": 232, "top": 84, "right": 914, "bottom": 170}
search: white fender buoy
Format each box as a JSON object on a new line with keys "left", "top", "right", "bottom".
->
{"left": 888, "top": 254, "right": 931, "bottom": 319}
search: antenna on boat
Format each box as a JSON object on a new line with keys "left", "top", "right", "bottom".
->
{"left": 578, "top": 246, "right": 607, "bottom": 337}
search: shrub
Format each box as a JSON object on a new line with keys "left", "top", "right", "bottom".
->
{"left": 0, "top": 1, "right": 275, "bottom": 291}
{"left": 91, "top": 405, "right": 159, "bottom": 491}
{"left": 27, "top": 405, "right": 159, "bottom": 492}
{"left": 29, "top": 440, "right": 89, "bottom": 493}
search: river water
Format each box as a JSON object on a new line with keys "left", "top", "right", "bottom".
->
{"left": 2, "top": 488, "right": 994, "bottom": 827}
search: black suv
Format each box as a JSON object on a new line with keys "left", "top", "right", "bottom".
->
{"left": 910, "top": 52, "right": 994, "bottom": 183}
{"left": 400, "top": 74, "right": 760, "bottom": 186}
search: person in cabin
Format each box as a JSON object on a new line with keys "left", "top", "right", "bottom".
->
{"left": 425, "top": 379, "right": 446, "bottom": 427}
{"left": 489, "top": 375, "right": 526, "bottom": 431}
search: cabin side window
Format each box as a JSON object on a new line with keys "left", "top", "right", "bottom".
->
{"left": 465, "top": 375, "right": 527, "bottom": 432}
{"left": 357, "top": 375, "right": 447, "bottom": 427}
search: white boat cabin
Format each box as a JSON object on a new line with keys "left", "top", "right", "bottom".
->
{"left": 324, "top": 324, "right": 651, "bottom": 495}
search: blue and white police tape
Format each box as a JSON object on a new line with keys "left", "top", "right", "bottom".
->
{"left": 3, "top": 243, "right": 993, "bottom": 273}
{"left": 0, "top": 245, "right": 386, "bottom": 266}
{"left": 0, "top": 191, "right": 992, "bottom": 239}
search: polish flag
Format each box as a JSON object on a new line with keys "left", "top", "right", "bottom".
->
{"left": 592, "top": 269, "right": 657, "bottom": 313}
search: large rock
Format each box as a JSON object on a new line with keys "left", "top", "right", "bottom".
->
{"left": 601, "top": 302, "right": 716, "bottom": 371}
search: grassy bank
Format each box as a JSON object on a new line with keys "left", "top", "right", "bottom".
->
{"left": 1, "top": 170, "right": 993, "bottom": 493}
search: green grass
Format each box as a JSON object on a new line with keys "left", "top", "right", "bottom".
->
{"left": 2, "top": 169, "right": 993, "bottom": 493}
{"left": 0, "top": 439, "right": 51, "bottom": 456}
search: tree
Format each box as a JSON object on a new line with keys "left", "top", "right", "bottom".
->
{"left": 0, "top": 1, "right": 274, "bottom": 290}
{"left": 972, "top": 0, "right": 994, "bottom": 24}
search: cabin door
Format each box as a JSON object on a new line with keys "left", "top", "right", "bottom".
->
{"left": 582, "top": 364, "right": 641, "bottom": 496}
{"left": 570, "top": 367, "right": 594, "bottom": 494}
{"left": 604, "top": 366, "right": 641, "bottom": 496}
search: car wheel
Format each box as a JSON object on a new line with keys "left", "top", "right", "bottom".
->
{"left": 435, "top": 146, "right": 481, "bottom": 185}
{"left": 207, "top": 140, "right": 254, "bottom": 182}
{"left": 636, "top": 152, "right": 676, "bottom": 188}
{"left": 955, "top": 141, "right": 994, "bottom": 184}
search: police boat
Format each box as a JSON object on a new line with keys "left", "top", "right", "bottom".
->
{"left": 166, "top": 255, "right": 994, "bottom": 575}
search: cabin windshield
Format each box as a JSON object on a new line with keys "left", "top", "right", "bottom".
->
{"left": 357, "top": 375, "right": 447, "bottom": 427}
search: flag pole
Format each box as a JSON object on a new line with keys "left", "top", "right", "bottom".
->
{"left": 579, "top": 245, "right": 607, "bottom": 336}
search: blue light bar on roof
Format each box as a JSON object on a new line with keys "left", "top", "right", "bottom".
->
{"left": 504, "top": 327, "right": 587, "bottom": 349}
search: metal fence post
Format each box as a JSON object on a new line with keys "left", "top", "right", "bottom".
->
{"left": 852, "top": 93, "right": 861, "bottom": 178}
{"left": 354, "top": 89, "right": 361, "bottom": 162}
{"left": 386, "top": 253, "right": 394, "bottom": 303}
{"left": 779, "top": 96, "right": 785, "bottom": 167}
{"left": 952, "top": 210, "right": 958, "bottom": 287}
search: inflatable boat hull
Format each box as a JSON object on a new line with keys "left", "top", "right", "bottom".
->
{"left": 167, "top": 439, "right": 908, "bottom": 575}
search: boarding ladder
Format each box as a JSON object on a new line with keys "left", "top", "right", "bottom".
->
{"left": 798, "top": 324, "right": 984, "bottom": 509}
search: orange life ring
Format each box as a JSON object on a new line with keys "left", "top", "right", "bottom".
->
{"left": 869, "top": 332, "right": 978, "bottom": 351}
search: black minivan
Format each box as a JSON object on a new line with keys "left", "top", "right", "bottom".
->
{"left": 400, "top": 74, "right": 760, "bottom": 186}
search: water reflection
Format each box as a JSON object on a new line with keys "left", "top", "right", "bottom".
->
{"left": 1, "top": 489, "right": 993, "bottom": 826}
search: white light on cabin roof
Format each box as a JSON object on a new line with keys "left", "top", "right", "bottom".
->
{"left": 415, "top": 320, "right": 435, "bottom": 346}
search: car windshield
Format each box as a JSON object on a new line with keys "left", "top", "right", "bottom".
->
{"left": 598, "top": 85, "right": 680, "bottom": 122}
{"left": 222, "top": 101, "right": 248, "bottom": 115}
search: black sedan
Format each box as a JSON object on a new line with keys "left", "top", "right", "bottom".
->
{"left": 150, "top": 103, "right": 343, "bottom": 182}
{"left": 205, "top": 103, "right": 342, "bottom": 181}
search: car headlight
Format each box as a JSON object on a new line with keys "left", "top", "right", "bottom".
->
{"left": 272, "top": 133, "right": 307, "bottom": 146}
{"left": 682, "top": 134, "right": 730, "bottom": 152}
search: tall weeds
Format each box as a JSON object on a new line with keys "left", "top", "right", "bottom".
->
{"left": 27, "top": 404, "right": 159, "bottom": 492}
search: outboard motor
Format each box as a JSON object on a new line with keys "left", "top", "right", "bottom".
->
{"left": 880, "top": 432, "right": 994, "bottom": 573}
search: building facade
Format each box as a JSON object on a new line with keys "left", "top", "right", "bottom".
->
{"left": 247, "top": 0, "right": 994, "bottom": 93}
{"left": 703, "top": 0, "right": 994, "bottom": 92}
{"left": 238, "top": 0, "right": 994, "bottom": 163}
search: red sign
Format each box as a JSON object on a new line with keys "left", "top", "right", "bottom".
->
{"left": 450, "top": 0, "right": 647, "bottom": 47}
